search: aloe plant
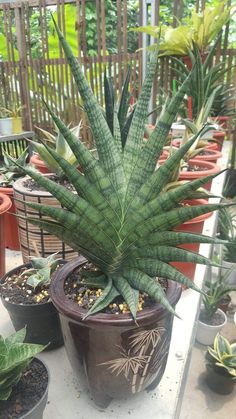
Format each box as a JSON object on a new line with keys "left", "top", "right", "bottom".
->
{"left": 207, "top": 333, "right": 236, "bottom": 378}
{"left": 15, "top": 18, "right": 233, "bottom": 320}
{"left": 0, "top": 328, "right": 45, "bottom": 400}
{"left": 21, "top": 253, "right": 60, "bottom": 289}
{"left": 0, "top": 148, "right": 29, "bottom": 187}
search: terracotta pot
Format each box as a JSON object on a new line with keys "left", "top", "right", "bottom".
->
{"left": 0, "top": 186, "right": 20, "bottom": 250}
{"left": 205, "top": 364, "right": 236, "bottom": 395}
{"left": 213, "top": 116, "right": 230, "bottom": 130}
{"left": 30, "top": 153, "right": 50, "bottom": 174}
{"left": 182, "top": 52, "right": 208, "bottom": 70}
{"left": 13, "top": 175, "right": 79, "bottom": 263}
{"left": 0, "top": 262, "right": 64, "bottom": 350}
{"left": 213, "top": 131, "right": 225, "bottom": 151}
{"left": 206, "top": 142, "right": 219, "bottom": 151}
{"left": 50, "top": 258, "right": 182, "bottom": 407}
{"left": 0, "top": 192, "right": 12, "bottom": 276}
{"left": 193, "top": 149, "right": 222, "bottom": 164}
{"left": 171, "top": 199, "right": 212, "bottom": 280}
{"left": 179, "top": 159, "right": 220, "bottom": 191}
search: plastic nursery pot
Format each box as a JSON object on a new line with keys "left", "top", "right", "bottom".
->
{"left": 12, "top": 117, "right": 23, "bottom": 134}
{"left": 205, "top": 364, "right": 236, "bottom": 395}
{"left": 0, "top": 117, "right": 13, "bottom": 135}
{"left": 196, "top": 308, "right": 227, "bottom": 346}
{"left": 50, "top": 257, "right": 182, "bottom": 408}
{"left": 0, "top": 262, "right": 64, "bottom": 349}
{"left": 0, "top": 185, "right": 20, "bottom": 250}
{"left": 170, "top": 199, "right": 212, "bottom": 281}
{"left": 0, "top": 192, "right": 12, "bottom": 277}
{"left": 195, "top": 149, "right": 222, "bottom": 164}
{"left": 213, "top": 131, "right": 226, "bottom": 151}
{"left": 13, "top": 175, "right": 79, "bottom": 262}
{"left": 30, "top": 153, "right": 50, "bottom": 174}
{"left": 179, "top": 159, "right": 220, "bottom": 191}
{"left": 0, "top": 358, "right": 49, "bottom": 419}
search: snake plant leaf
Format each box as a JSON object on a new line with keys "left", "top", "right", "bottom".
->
{"left": 79, "top": 273, "right": 107, "bottom": 289}
{"left": 112, "top": 276, "right": 138, "bottom": 320}
{"left": 125, "top": 71, "right": 191, "bottom": 202}
{"left": 104, "top": 69, "right": 115, "bottom": 133}
{"left": 5, "top": 329, "right": 26, "bottom": 346}
{"left": 113, "top": 104, "right": 122, "bottom": 154}
{"left": 51, "top": 16, "right": 126, "bottom": 197}
{"left": 118, "top": 66, "right": 132, "bottom": 130}
{"left": 123, "top": 47, "right": 159, "bottom": 180}
{"left": 82, "top": 279, "right": 119, "bottom": 319}
{"left": 128, "top": 259, "right": 201, "bottom": 294}
{"left": 123, "top": 268, "right": 178, "bottom": 317}
{"left": 135, "top": 231, "right": 227, "bottom": 248}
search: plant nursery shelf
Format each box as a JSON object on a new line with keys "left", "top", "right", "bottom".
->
{"left": 0, "top": 141, "right": 230, "bottom": 419}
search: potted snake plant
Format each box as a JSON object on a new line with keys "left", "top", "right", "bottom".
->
{"left": 15, "top": 19, "right": 232, "bottom": 408}
{"left": 0, "top": 328, "right": 49, "bottom": 418}
{"left": 205, "top": 333, "right": 236, "bottom": 394}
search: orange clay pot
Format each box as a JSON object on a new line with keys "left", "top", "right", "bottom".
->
{"left": 0, "top": 192, "right": 12, "bottom": 276}
{"left": 0, "top": 186, "right": 20, "bottom": 250}
{"left": 30, "top": 153, "right": 50, "bottom": 174}
{"left": 171, "top": 199, "right": 212, "bottom": 281}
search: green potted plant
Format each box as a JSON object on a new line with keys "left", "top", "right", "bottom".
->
{"left": 205, "top": 333, "right": 236, "bottom": 394}
{"left": 217, "top": 205, "right": 236, "bottom": 285}
{"left": 0, "top": 107, "right": 13, "bottom": 136}
{"left": 0, "top": 104, "right": 24, "bottom": 135}
{"left": 0, "top": 253, "right": 64, "bottom": 349}
{"left": 15, "top": 19, "right": 233, "bottom": 407}
{"left": 0, "top": 148, "right": 29, "bottom": 250}
{"left": 0, "top": 192, "right": 12, "bottom": 276}
{"left": 0, "top": 328, "right": 49, "bottom": 418}
{"left": 196, "top": 258, "right": 236, "bottom": 345}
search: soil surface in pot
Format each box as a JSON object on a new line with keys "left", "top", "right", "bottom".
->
{"left": 23, "top": 176, "right": 75, "bottom": 192}
{"left": 0, "top": 359, "right": 48, "bottom": 419}
{"left": 198, "top": 150, "right": 214, "bottom": 156}
{"left": 182, "top": 164, "right": 210, "bottom": 172}
{"left": 199, "top": 309, "right": 225, "bottom": 326}
{"left": 0, "top": 266, "right": 56, "bottom": 305}
{"left": 64, "top": 262, "right": 167, "bottom": 315}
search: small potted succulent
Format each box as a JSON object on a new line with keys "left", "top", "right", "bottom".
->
{"left": 0, "top": 107, "right": 13, "bottom": 135}
{"left": 196, "top": 261, "right": 236, "bottom": 345}
{"left": 0, "top": 148, "right": 29, "bottom": 250}
{"left": 15, "top": 19, "right": 232, "bottom": 407}
{"left": 0, "top": 252, "right": 64, "bottom": 349}
{"left": 0, "top": 328, "right": 49, "bottom": 418}
{"left": 205, "top": 333, "right": 236, "bottom": 394}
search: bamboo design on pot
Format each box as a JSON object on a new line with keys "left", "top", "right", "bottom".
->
{"left": 99, "top": 324, "right": 167, "bottom": 394}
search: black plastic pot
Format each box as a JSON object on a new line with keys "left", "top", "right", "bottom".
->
{"left": 50, "top": 257, "right": 182, "bottom": 407}
{"left": 205, "top": 364, "right": 236, "bottom": 395}
{"left": 0, "top": 358, "right": 49, "bottom": 419}
{"left": 0, "top": 263, "right": 64, "bottom": 350}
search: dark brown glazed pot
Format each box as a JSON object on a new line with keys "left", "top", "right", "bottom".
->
{"left": 50, "top": 257, "right": 182, "bottom": 407}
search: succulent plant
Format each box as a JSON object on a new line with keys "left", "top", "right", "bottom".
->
{"left": 207, "top": 333, "right": 236, "bottom": 378}
{"left": 15, "top": 18, "right": 231, "bottom": 320}
{"left": 0, "top": 328, "right": 45, "bottom": 400}
{"left": 21, "top": 253, "right": 61, "bottom": 289}
{"left": 0, "top": 148, "right": 29, "bottom": 187}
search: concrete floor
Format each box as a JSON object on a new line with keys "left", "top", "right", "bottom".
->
{"left": 3, "top": 249, "right": 236, "bottom": 418}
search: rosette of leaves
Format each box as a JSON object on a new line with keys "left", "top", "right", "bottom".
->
{"left": 22, "top": 253, "right": 60, "bottom": 289}
{"left": 207, "top": 333, "right": 236, "bottom": 379}
{"left": 15, "top": 18, "right": 232, "bottom": 320}
{"left": 0, "top": 148, "right": 29, "bottom": 187}
{"left": 0, "top": 328, "right": 45, "bottom": 400}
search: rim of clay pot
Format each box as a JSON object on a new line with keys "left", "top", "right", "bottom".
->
{"left": 179, "top": 199, "right": 212, "bottom": 225}
{"left": 199, "top": 307, "right": 227, "bottom": 329}
{"left": 213, "top": 131, "right": 225, "bottom": 139}
{"left": 179, "top": 159, "right": 220, "bottom": 179}
{"left": 0, "top": 185, "right": 13, "bottom": 196}
{"left": 50, "top": 257, "right": 182, "bottom": 326}
{"left": 20, "top": 358, "right": 49, "bottom": 419}
{"left": 195, "top": 149, "right": 222, "bottom": 161}
{"left": 0, "top": 261, "right": 66, "bottom": 307}
{"left": 13, "top": 175, "right": 54, "bottom": 197}
{"left": 0, "top": 192, "right": 12, "bottom": 213}
{"left": 30, "top": 153, "right": 48, "bottom": 169}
